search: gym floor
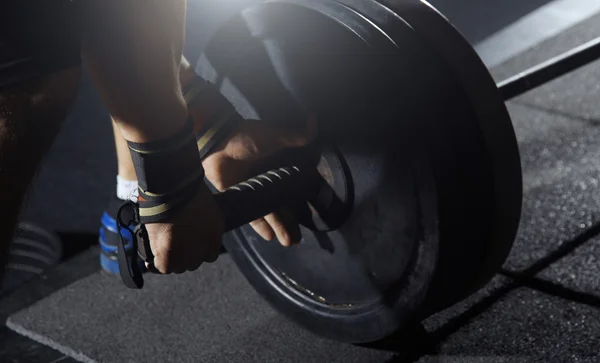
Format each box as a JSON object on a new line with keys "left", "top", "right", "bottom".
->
{"left": 3, "top": 0, "right": 600, "bottom": 362}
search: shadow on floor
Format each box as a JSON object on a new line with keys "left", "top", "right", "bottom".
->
{"left": 57, "top": 231, "right": 230, "bottom": 264}
{"left": 369, "top": 221, "right": 600, "bottom": 362}
{"left": 57, "top": 231, "right": 99, "bottom": 262}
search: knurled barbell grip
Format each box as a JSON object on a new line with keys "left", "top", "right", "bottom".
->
{"left": 213, "top": 165, "right": 322, "bottom": 232}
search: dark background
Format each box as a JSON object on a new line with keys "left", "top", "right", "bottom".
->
{"left": 7, "top": 0, "right": 600, "bottom": 362}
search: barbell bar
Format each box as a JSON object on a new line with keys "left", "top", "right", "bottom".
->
{"left": 117, "top": 0, "right": 600, "bottom": 344}
{"left": 498, "top": 35, "right": 600, "bottom": 101}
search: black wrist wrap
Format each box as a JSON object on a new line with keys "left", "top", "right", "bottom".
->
{"left": 127, "top": 117, "right": 204, "bottom": 224}
{"left": 196, "top": 107, "right": 242, "bottom": 160}
{"left": 182, "top": 75, "right": 243, "bottom": 160}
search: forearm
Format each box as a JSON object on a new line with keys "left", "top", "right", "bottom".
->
{"left": 81, "top": 0, "right": 189, "bottom": 143}
{"left": 179, "top": 56, "right": 198, "bottom": 90}
{"left": 108, "top": 55, "right": 208, "bottom": 180}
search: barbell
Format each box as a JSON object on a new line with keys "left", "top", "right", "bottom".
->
{"left": 118, "top": 0, "right": 600, "bottom": 344}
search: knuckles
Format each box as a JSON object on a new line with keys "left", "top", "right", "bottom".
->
{"left": 152, "top": 252, "right": 174, "bottom": 274}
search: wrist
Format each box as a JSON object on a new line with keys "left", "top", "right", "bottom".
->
{"left": 183, "top": 76, "right": 243, "bottom": 159}
{"left": 118, "top": 102, "right": 189, "bottom": 144}
{"left": 127, "top": 117, "right": 206, "bottom": 224}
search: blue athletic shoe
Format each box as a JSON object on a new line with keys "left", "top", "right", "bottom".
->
{"left": 99, "top": 195, "right": 145, "bottom": 274}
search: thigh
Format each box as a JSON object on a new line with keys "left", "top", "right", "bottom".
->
{"left": 0, "top": 66, "right": 81, "bottom": 278}
{"left": 0, "top": 0, "right": 82, "bottom": 90}
{"left": 0, "top": 0, "right": 82, "bottom": 276}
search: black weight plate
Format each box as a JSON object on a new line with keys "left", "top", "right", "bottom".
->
{"left": 331, "top": 0, "right": 507, "bottom": 314}
{"left": 390, "top": 0, "right": 523, "bottom": 296}
{"left": 350, "top": 0, "right": 522, "bottom": 311}
{"left": 198, "top": 0, "right": 441, "bottom": 343}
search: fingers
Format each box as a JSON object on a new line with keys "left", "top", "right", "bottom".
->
{"left": 245, "top": 114, "right": 318, "bottom": 152}
{"left": 183, "top": 249, "right": 205, "bottom": 272}
{"left": 250, "top": 212, "right": 302, "bottom": 247}
{"left": 205, "top": 240, "right": 222, "bottom": 264}
{"left": 250, "top": 217, "right": 275, "bottom": 241}
{"left": 145, "top": 238, "right": 221, "bottom": 275}
{"left": 149, "top": 251, "right": 185, "bottom": 274}
{"left": 145, "top": 251, "right": 214, "bottom": 275}
{"left": 145, "top": 261, "right": 160, "bottom": 274}
{"left": 249, "top": 209, "right": 302, "bottom": 247}
{"left": 215, "top": 114, "right": 318, "bottom": 163}
{"left": 263, "top": 209, "right": 302, "bottom": 247}
{"left": 277, "top": 114, "right": 318, "bottom": 148}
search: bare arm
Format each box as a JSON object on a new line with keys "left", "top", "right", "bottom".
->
{"left": 81, "top": 0, "right": 189, "bottom": 143}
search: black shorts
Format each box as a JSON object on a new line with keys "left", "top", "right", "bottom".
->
{"left": 0, "top": 0, "right": 83, "bottom": 90}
